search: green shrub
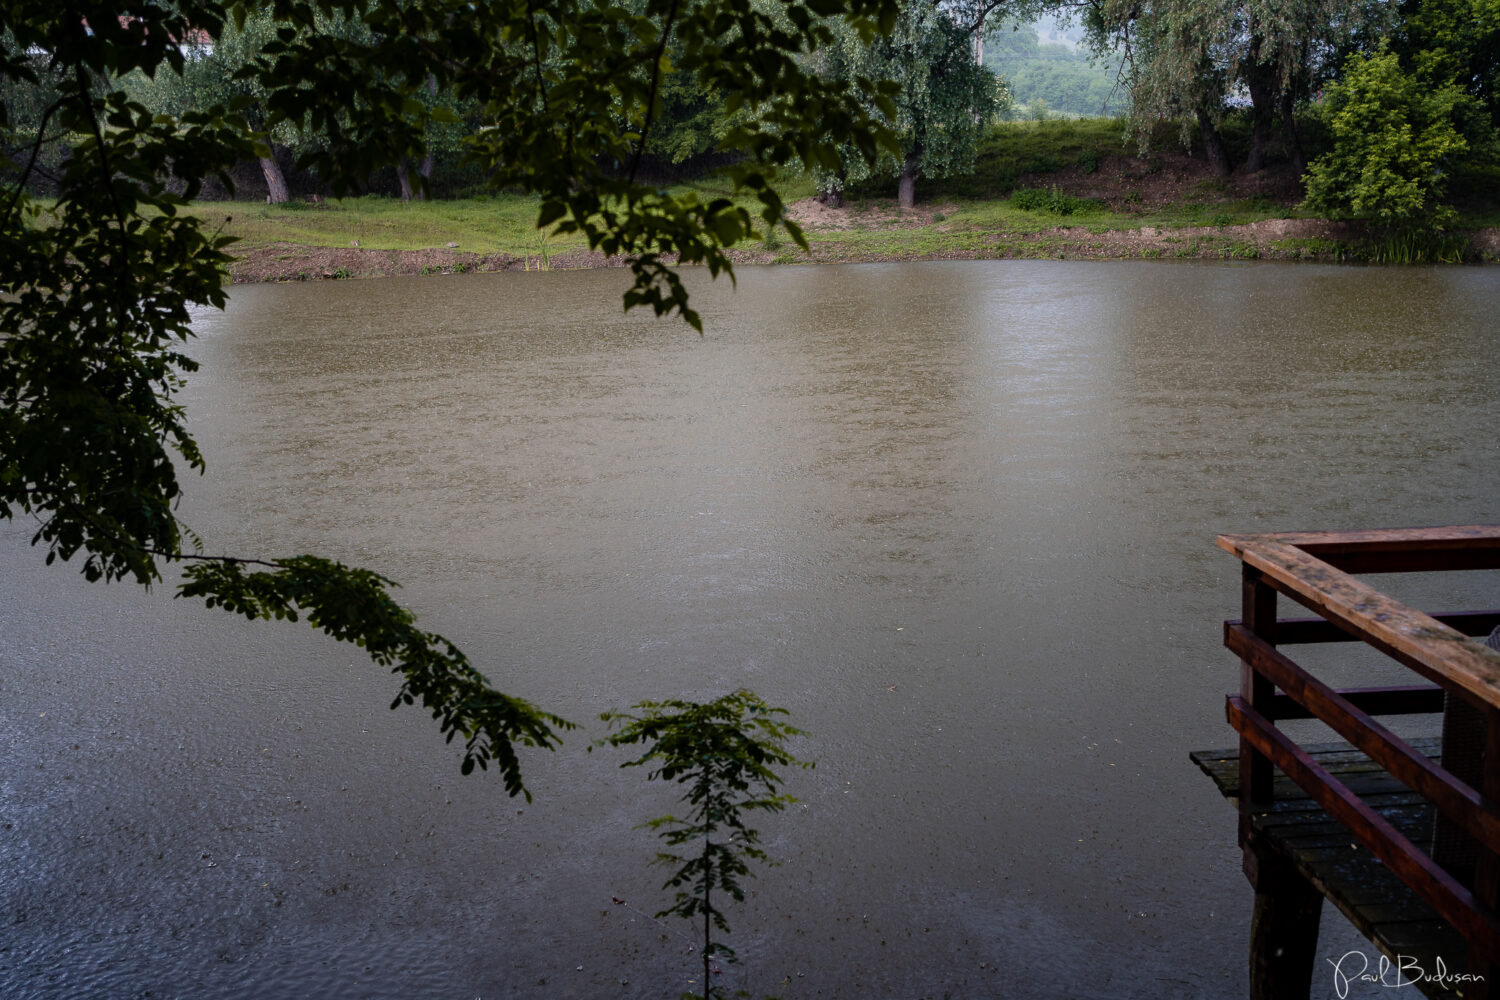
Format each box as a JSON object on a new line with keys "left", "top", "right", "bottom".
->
{"left": 1303, "top": 43, "right": 1468, "bottom": 233}
{"left": 1010, "top": 185, "right": 1104, "bottom": 216}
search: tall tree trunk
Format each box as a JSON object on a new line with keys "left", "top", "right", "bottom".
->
{"left": 1244, "top": 63, "right": 1278, "bottom": 174}
{"left": 1196, "top": 110, "right": 1231, "bottom": 178}
{"left": 1281, "top": 90, "right": 1306, "bottom": 180}
{"left": 397, "top": 161, "right": 413, "bottom": 203}
{"left": 817, "top": 167, "right": 848, "bottom": 208}
{"left": 415, "top": 73, "right": 438, "bottom": 202}
{"left": 415, "top": 151, "right": 434, "bottom": 201}
{"left": 259, "top": 152, "right": 290, "bottom": 204}
{"left": 897, "top": 152, "right": 920, "bottom": 209}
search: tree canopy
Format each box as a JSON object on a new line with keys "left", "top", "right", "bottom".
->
{"left": 815, "top": 0, "right": 1005, "bottom": 207}
{"left": 1, "top": 0, "right": 900, "bottom": 796}
{"left": 1091, "top": 0, "right": 1392, "bottom": 174}
{"left": 1303, "top": 42, "right": 1468, "bottom": 230}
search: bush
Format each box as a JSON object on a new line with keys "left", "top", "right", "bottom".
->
{"left": 1303, "top": 43, "right": 1468, "bottom": 232}
{"left": 1010, "top": 185, "right": 1104, "bottom": 216}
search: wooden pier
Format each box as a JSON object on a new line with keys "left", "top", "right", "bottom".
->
{"left": 1200, "top": 526, "right": 1500, "bottom": 999}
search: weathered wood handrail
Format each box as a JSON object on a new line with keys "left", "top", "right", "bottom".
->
{"left": 1220, "top": 534, "right": 1500, "bottom": 705}
{"left": 1245, "top": 610, "right": 1500, "bottom": 646}
{"left": 1226, "top": 622, "right": 1500, "bottom": 849}
{"left": 1216, "top": 526, "right": 1500, "bottom": 1000}
{"left": 1222, "top": 525, "right": 1500, "bottom": 574}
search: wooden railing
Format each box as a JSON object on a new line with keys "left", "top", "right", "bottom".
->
{"left": 1218, "top": 526, "right": 1500, "bottom": 999}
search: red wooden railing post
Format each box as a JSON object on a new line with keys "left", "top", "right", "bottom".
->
{"left": 1238, "top": 563, "right": 1323, "bottom": 1000}
{"left": 1240, "top": 564, "right": 1277, "bottom": 811}
{"left": 1469, "top": 707, "right": 1500, "bottom": 999}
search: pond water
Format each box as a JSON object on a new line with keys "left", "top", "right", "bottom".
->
{"left": 3, "top": 260, "right": 1499, "bottom": 1000}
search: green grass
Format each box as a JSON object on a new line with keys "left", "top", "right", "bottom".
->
{"left": 1009, "top": 185, "right": 1106, "bottom": 216}
{"left": 192, "top": 121, "right": 1497, "bottom": 269}
{"left": 1270, "top": 237, "right": 1350, "bottom": 261}
{"left": 202, "top": 188, "right": 1329, "bottom": 266}
{"left": 1361, "top": 230, "right": 1471, "bottom": 264}
{"left": 213, "top": 178, "right": 810, "bottom": 257}
{"left": 211, "top": 194, "right": 587, "bottom": 256}
{"left": 918, "top": 118, "right": 1134, "bottom": 200}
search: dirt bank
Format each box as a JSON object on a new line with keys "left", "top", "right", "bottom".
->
{"left": 229, "top": 215, "right": 1498, "bottom": 282}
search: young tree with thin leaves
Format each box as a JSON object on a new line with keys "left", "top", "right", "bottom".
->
{"left": 597, "top": 691, "right": 809, "bottom": 1000}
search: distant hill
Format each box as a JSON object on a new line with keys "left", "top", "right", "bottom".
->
{"left": 985, "top": 21, "right": 1124, "bottom": 119}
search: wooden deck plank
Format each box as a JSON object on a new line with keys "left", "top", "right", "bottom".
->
{"left": 1195, "top": 740, "right": 1474, "bottom": 998}
{"left": 1193, "top": 739, "right": 1444, "bottom": 797}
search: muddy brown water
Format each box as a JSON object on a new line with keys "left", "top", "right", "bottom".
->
{"left": 3, "top": 260, "right": 1499, "bottom": 999}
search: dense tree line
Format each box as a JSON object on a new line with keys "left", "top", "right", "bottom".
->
{"left": 5, "top": 0, "right": 1495, "bottom": 224}
{"left": 3, "top": 0, "right": 1014, "bottom": 204}
{"left": 1084, "top": 0, "right": 1498, "bottom": 230}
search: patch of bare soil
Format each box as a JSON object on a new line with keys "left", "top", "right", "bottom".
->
{"left": 788, "top": 198, "right": 958, "bottom": 230}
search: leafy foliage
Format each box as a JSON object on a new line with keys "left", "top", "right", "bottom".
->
{"left": 120, "top": 11, "right": 304, "bottom": 146}
{"left": 2, "top": 4, "right": 254, "bottom": 588}
{"left": 597, "top": 691, "right": 808, "bottom": 999}
{"left": 181, "top": 556, "right": 572, "bottom": 796}
{"left": 1303, "top": 43, "right": 1468, "bottom": 230}
{"left": 816, "top": 0, "right": 1004, "bottom": 206}
{"left": 1010, "top": 183, "right": 1104, "bottom": 214}
{"left": 1396, "top": 0, "right": 1500, "bottom": 126}
{"left": 1091, "top": 0, "right": 1391, "bottom": 167}
{"left": 258, "top": 0, "right": 900, "bottom": 328}
{"left": 2, "top": 0, "right": 899, "bottom": 797}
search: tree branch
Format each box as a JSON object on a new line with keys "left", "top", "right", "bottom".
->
{"left": 628, "top": 0, "right": 682, "bottom": 182}
{"left": 525, "top": 0, "right": 552, "bottom": 116}
{"left": 2, "top": 96, "right": 66, "bottom": 225}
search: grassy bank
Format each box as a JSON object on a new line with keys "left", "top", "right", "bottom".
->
{"left": 215, "top": 119, "right": 1500, "bottom": 281}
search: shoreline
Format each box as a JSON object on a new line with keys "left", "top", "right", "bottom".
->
{"left": 226, "top": 216, "right": 1500, "bottom": 283}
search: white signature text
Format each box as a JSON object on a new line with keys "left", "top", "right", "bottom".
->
{"left": 1329, "top": 950, "right": 1484, "bottom": 999}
